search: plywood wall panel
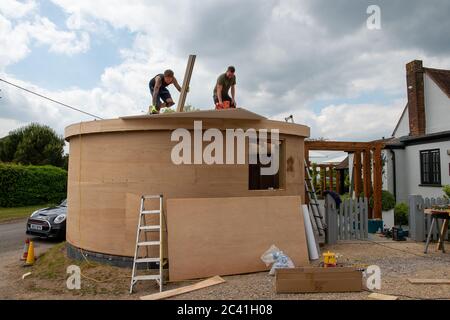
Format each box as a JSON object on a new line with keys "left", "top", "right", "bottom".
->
{"left": 66, "top": 126, "right": 307, "bottom": 258}
{"left": 166, "top": 196, "right": 309, "bottom": 281}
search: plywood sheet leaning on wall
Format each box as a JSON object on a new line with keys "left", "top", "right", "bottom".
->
{"left": 166, "top": 196, "right": 309, "bottom": 281}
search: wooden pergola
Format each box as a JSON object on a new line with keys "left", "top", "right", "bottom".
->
{"left": 305, "top": 140, "right": 384, "bottom": 219}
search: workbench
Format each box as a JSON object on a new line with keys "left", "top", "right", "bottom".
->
{"left": 424, "top": 209, "right": 450, "bottom": 254}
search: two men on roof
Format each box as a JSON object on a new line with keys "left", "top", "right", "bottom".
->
{"left": 148, "top": 66, "right": 237, "bottom": 114}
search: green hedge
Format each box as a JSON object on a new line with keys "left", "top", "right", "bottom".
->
{"left": 0, "top": 163, "right": 67, "bottom": 207}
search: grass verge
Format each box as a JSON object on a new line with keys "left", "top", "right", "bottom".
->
{"left": 25, "top": 242, "right": 133, "bottom": 297}
{"left": 0, "top": 204, "right": 52, "bottom": 223}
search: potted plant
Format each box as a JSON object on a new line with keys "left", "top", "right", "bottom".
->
{"left": 366, "top": 190, "right": 396, "bottom": 230}
{"left": 394, "top": 202, "right": 409, "bottom": 227}
{"left": 364, "top": 190, "right": 396, "bottom": 232}
{"left": 443, "top": 185, "right": 450, "bottom": 199}
{"left": 380, "top": 190, "right": 396, "bottom": 229}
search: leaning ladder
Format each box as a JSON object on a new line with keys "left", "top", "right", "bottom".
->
{"left": 130, "top": 195, "right": 164, "bottom": 294}
{"left": 304, "top": 160, "right": 327, "bottom": 236}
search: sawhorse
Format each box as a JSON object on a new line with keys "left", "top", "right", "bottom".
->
{"left": 424, "top": 210, "right": 449, "bottom": 254}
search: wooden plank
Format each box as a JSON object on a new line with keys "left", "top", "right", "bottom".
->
{"left": 363, "top": 149, "right": 373, "bottom": 219}
{"left": 372, "top": 144, "right": 383, "bottom": 219}
{"left": 166, "top": 196, "right": 310, "bottom": 281}
{"left": 438, "top": 220, "right": 449, "bottom": 250}
{"left": 363, "top": 150, "right": 372, "bottom": 196}
{"left": 408, "top": 278, "right": 450, "bottom": 285}
{"left": 328, "top": 166, "right": 334, "bottom": 192}
{"left": 276, "top": 267, "right": 362, "bottom": 293}
{"left": 354, "top": 151, "right": 362, "bottom": 198}
{"left": 368, "top": 293, "right": 399, "bottom": 300}
{"left": 321, "top": 167, "right": 326, "bottom": 196}
{"left": 122, "top": 108, "right": 266, "bottom": 120}
{"left": 336, "top": 170, "right": 341, "bottom": 194}
{"left": 305, "top": 141, "right": 373, "bottom": 152}
{"left": 67, "top": 114, "right": 310, "bottom": 141}
{"left": 177, "top": 55, "right": 196, "bottom": 113}
{"left": 140, "top": 276, "right": 225, "bottom": 300}
{"left": 337, "top": 200, "right": 342, "bottom": 240}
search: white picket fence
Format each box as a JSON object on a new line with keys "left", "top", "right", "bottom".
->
{"left": 409, "top": 195, "right": 450, "bottom": 242}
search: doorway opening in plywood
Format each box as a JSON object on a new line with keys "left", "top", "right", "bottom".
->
{"left": 249, "top": 139, "right": 285, "bottom": 190}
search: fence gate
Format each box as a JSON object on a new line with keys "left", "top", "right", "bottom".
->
{"left": 325, "top": 195, "right": 369, "bottom": 244}
{"left": 409, "top": 195, "right": 450, "bottom": 242}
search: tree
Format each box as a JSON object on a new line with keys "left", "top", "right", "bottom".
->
{"left": 0, "top": 123, "right": 65, "bottom": 167}
{"left": 184, "top": 105, "right": 200, "bottom": 112}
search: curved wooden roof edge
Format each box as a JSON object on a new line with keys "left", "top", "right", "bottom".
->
{"left": 65, "top": 108, "right": 310, "bottom": 140}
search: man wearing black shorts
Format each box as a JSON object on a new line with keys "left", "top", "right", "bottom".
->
{"left": 213, "top": 66, "right": 237, "bottom": 109}
{"left": 149, "top": 70, "right": 182, "bottom": 114}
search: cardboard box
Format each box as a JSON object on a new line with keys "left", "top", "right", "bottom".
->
{"left": 275, "top": 267, "right": 363, "bottom": 294}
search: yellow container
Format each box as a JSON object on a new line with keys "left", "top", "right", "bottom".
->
{"left": 323, "top": 251, "right": 337, "bottom": 267}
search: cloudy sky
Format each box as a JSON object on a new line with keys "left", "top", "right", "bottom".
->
{"left": 1, "top": 0, "right": 450, "bottom": 141}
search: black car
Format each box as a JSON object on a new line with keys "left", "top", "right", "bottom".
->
{"left": 26, "top": 200, "right": 67, "bottom": 240}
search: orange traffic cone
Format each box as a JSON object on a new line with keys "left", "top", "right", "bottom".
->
{"left": 21, "top": 239, "right": 30, "bottom": 261}
{"left": 24, "top": 241, "right": 35, "bottom": 267}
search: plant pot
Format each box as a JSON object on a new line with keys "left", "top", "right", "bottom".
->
{"left": 382, "top": 209, "right": 395, "bottom": 230}
{"left": 368, "top": 219, "right": 383, "bottom": 234}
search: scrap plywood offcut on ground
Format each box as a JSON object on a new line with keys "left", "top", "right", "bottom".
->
{"left": 408, "top": 279, "right": 450, "bottom": 285}
{"left": 166, "top": 196, "right": 309, "bottom": 281}
{"left": 140, "top": 276, "right": 225, "bottom": 300}
{"left": 368, "top": 293, "right": 399, "bottom": 300}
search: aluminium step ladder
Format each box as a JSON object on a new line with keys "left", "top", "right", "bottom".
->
{"left": 130, "top": 195, "right": 164, "bottom": 294}
{"left": 304, "top": 160, "right": 327, "bottom": 236}
{"left": 285, "top": 115, "right": 326, "bottom": 236}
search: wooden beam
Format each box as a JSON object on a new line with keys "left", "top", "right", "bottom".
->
{"left": 438, "top": 220, "right": 449, "bottom": 251}
{"left": 372, "top": 144, "right": 383, "bottom": 219}
{"left": 305, "top": 141, "right": 372, "bottom": 152}
{"left": 177, "top": 55, "right": 196, "bottom": 113}
{"left": 336, "top": 170, "right": 341, "bottom": 194}
{"left": 354, "top": 151, "right": 362, "bottom": 198}
{"left": 408, "top": 279, "right": 450, "bottom": 285}
{"left": 363, "top": 149, "right": 373, "bottom": 218}
{"left": 140, "top": 276, "right": 226, "bottom": 300}
{"left": 329, "top": 166, "right": 334, "bottom": 192}
{"left": 368, "top": 293, "right": 399, "bottom": 300}
{"left": 321, "top": 167, "right": 326, "bottom": 196}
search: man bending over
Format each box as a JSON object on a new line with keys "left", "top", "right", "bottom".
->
{"left": 149, "top": 70, "right": 182, "bottom": 114}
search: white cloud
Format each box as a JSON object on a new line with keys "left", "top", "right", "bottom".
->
{"left": 272, "top": 100, "right": 406, "bottom": 141}
{"left": 0, "top": 15, "right": 31, "bottom": 69}
{"left": 0, "top": 2, "right": 91, "bottom": 71}
{"left": 2, "top": 0, "right": 450, "bottom": 143}
{"left": 0, "top": 0, "right": 36, "bottom": 19}
{"left": 22, "top": 16, "right": 90, "bottom": 55}
{"left": 0, "top": 118, "right": 28, "bottom": 138}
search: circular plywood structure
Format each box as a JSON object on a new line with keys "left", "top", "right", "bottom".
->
{"left": 65, "top": 109, "right": 310, "bottom": 259}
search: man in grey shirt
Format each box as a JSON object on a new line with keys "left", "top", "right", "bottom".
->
{"left": 213, "top": 66, "right": 237, "bottom": 109}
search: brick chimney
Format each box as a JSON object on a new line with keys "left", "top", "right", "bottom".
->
{"left": 406, "top": 60, "right": 426, "bottom": 136}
